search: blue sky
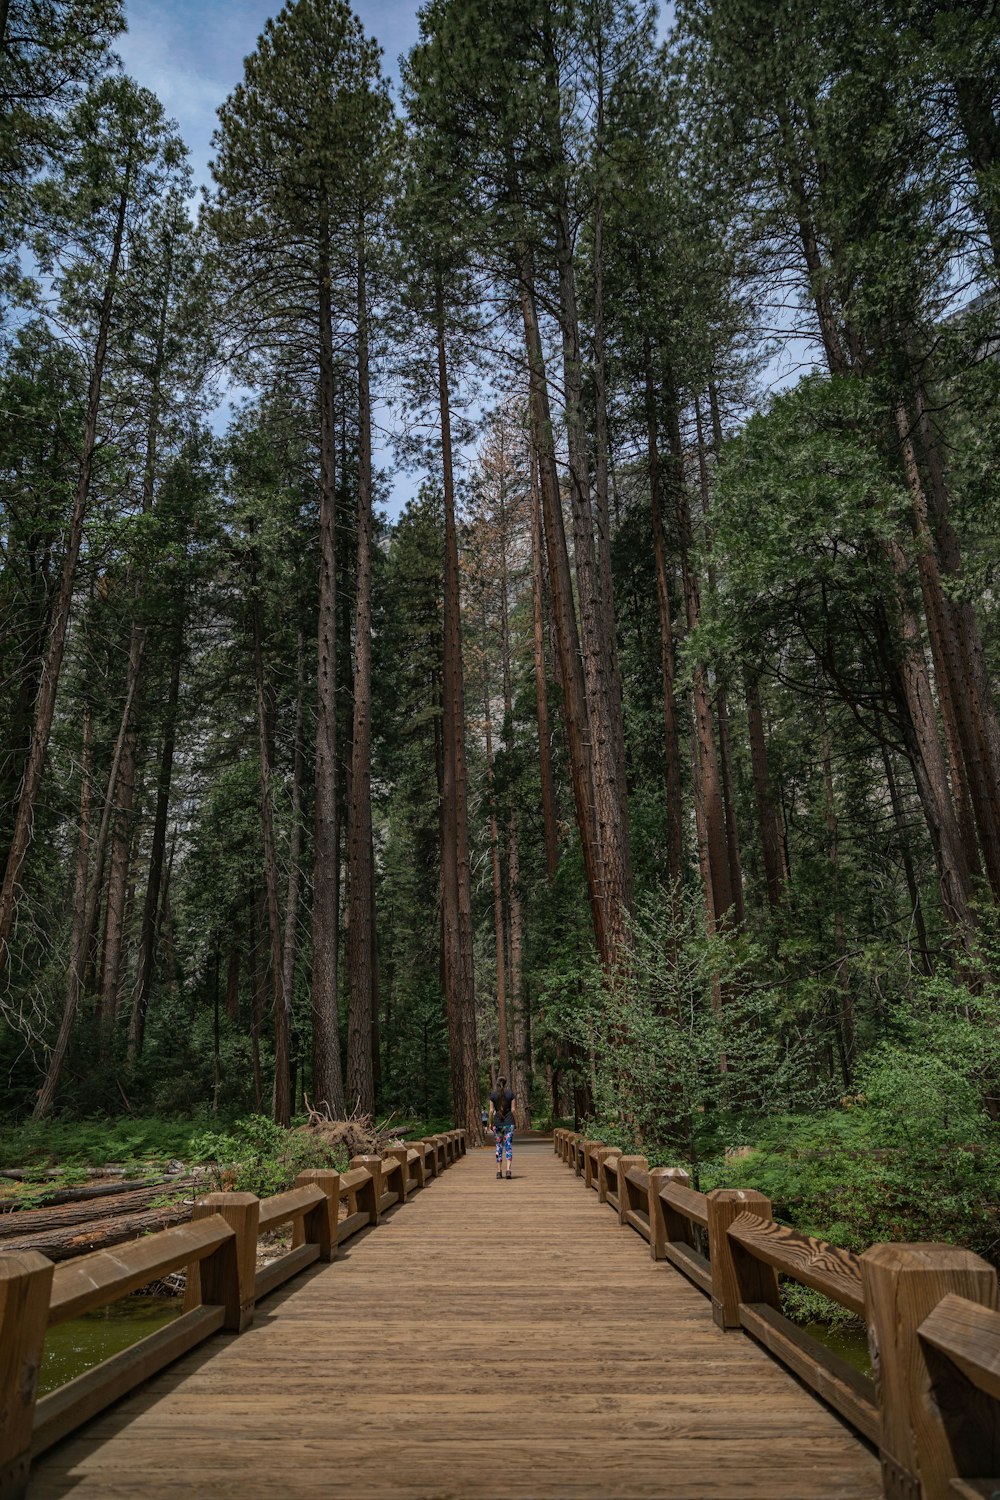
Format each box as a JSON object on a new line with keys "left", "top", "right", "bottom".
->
{"left": 118, "top": 0, "right": 422, "bottom": 201}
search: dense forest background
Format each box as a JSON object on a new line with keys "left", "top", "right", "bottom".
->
{"left": 2, "top": 0, "right": 1000, "bottom": 1259}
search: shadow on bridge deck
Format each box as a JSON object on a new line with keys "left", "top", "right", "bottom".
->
{"left": 30, "top": 1141, "right": 880, "bottom": 1499}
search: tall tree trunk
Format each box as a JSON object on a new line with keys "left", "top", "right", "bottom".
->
{"left": 695, "top": 396, "right": 744, "bottom": 922}
{"left": 34, "top": 637, "right": 144, "bottom": 1118}
{"left": 896, "top": 403, "right": 999, "bottom": 896}
{"left": 498, "top": 506, "right": 530, "bottom": 1124}
{"left": 347, "top": 246, "right": 376, "bottom": 1117}
{"left": 879, "top": 735, "right": 932, "bottom": 977}
{"left": 97, "top": 720, "right": 137, "bottom": 1045}
{"left": 0, "top": 162, "right": 131, "bottom": 966}
{"left": 483, "top": 674, "right": 509, "bottom": 1081}
{"left": 516, "top": 243, "right": 608, "bottom": 962}
{"left": 886, "top": 545, "right": 976, "bottom": 945}
{"left": 435, "top": 279, "right": 480, "bottom": 1140}
{"left": 645, "top": 352, "right": 684, "bottom": 894}
{"left": 554, "top": 201, "right": 633, "bottom": 959}
{"left": 910, "top": 386, "right": 1000, "bottom": 887}
{"left": 281, "top": 640, "right": 305, "bottom": 1066}
{"left": 529, "top": 452, "right": 559, "bottom": 883}
{"left": 226, "top": 946, "right": 240, "bottom": 1022}
{"left": 311, "top": 250, "right": 344, "bottom": 1115}
{"left": 212, "top": 948, "right": 222, "bottom": 1113}
{"left": 591, "top": 63, "right": 628, "bottom": 800}
{"left": 745, "top": 673, "right": 786, "bottom": 910}
{"left": 100, "top": 223, "right": 175, "bottom": 1045}
{"left": 952, "top": 75, "right": 1000, "bottom": 268}
{"left": 665, "top": 392, "right": 733, "bottom": 924}
{"left": 249, "top": 892, "right": 264, "bottom": 1113}
{"left": 129, "top": 634, "right": 180, "bottom": 1061}
{"left": 822, "top": 730, "right": 853, "bottom": 1085}
{"left": 252, "top": 594, "right": 290, "bottom": 1127}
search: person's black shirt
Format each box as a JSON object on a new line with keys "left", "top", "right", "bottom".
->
{"left": 490, "top": 1088, "right": 515, "bottom": 1128}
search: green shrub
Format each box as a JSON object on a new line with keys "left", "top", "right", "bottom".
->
{"left": 189, "top": 1115, "right": 348, "bottom": 1197}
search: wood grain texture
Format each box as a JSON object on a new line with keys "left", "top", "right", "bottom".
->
{"left": 726, "top": 1214, "right": 864, "bottom": 1317}
{"left": 919, "top": 1291, "right": 1000, "bottom": 1402}
{"left": 29, "top": 1144, "right": 881, "bottom": 1500}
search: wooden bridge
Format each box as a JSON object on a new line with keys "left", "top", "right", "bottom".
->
{"left": 1, "top": 1130, "right": 998, "bottom": 1499}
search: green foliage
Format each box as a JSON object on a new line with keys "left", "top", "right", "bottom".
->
{"left": 0, "top": 1116, "right": 213, "bottom": 1171}
{"left": 189, "top": 1115, "right": 349, "bottom": 1197}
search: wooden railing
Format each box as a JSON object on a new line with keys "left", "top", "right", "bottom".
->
{"left": 553, "top": 1129, "right": 1000, "bottom": 1500}
{"left": 0, "top": 1129, "right": 466, "bottom": 1500}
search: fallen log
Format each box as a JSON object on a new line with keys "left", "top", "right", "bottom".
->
{"left": 0, "top": 1201, "right": 194, "bottom": 1262}
{"left": 0, "top": 1181, "right": 196, "bottom": 1241}
{"left": 0, "top": 1174, "right": 190, "bottom": 1210}
{"left": 0, "top": 1163, "right": 179, "bottom": 1181}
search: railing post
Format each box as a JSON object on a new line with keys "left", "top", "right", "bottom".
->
{"left": 189, "top": 1192, "right": 258, "bottom": 1332}
{"left": 385, "top": 1146, "right": 409, "bottom": 1198}
{"left": 553, "top": 1129, "right": 562, "bottom": 1156}
{"left": 647, "top": 1168, "right": 690, "bottom": 1262}
{"left": 408, "top": 1148, "right": 425, "bottom": 1191}
{"left": 596, "top": 1147, "right": 620, "bottom": 1204}
{"left": 705, "top": 1188, "right": 776, "bottom": 1330}
{"left": 422, "top": 1137, "right": 439, "bottom": 1179}
{"left": 861, "top": 1243, "right": 999, "bottom": 1500}
{"left": 616, "top": 1156, "right": 647, "bottom": 1226}
{"left": 0, "top": 1251, "right": 53, "bottom": 1500}
{"left": 294, "top": 1170, "right": 339, "bottom": 1261}
{"left": 583, "top": 1141, "right": 602, "bottom": 1189}
{"left": 350, "top": 1156, "right": 382, "bottom": 1224}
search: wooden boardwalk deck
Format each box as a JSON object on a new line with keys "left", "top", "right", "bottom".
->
{"left": 30, "top": 1141, "right": 881, "bottom": 1499}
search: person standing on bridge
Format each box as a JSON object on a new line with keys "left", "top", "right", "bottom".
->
{"left": 489, "top": 1074, "right": 516, "bottom": 1179}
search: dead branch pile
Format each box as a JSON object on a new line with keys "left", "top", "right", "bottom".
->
{"left": 297, "top": 1097, "right": 398, "bottom": 1159}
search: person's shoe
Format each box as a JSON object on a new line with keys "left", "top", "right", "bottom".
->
{"left": 497, "top": 1170, "right": 502, "bottom": 1179}
{"left": 506, "top": 1171, "right": 512, "bottom": 1179}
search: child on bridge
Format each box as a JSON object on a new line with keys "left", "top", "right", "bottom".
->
{"left": 489, "top": 1074, "right": 516, "bottom": 1179}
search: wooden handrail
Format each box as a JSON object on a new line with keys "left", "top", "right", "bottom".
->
{"left": 0, "top": 1119, "right": 464, "bottom": 1499}
{"left": 50, "top": 1217, "right": 234, "bottom": 1325}
{"left": 657, "top": 1177, "right": 708, "bottom": 1230}
{"left": 918, "top": 1292, "right": 1000, "bottom": 1401}
{"left": 725, "top": 1213, "right": 864, "bottom": 1317}
{"left": 561, "top": 1136, "right": 1000, "bottom": 1499}
{"left": 257, "top": 1184, "right": 325, "bottom": 1235}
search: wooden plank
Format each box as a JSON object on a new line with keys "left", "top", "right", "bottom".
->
{"left": 658, "top": 1179, "right": 709, "bottom": 1229}
{"left": 257, "top": 1186, "right": 323, "bottom": 1235}
{"left": 625, "top": 1208, "right": 651, "bottom": 1243}
{"left": 919, "top": 1292, "right": 1000, "bottom": 1402}
{"left": 739, "top": 1303, "right": 879, "bottom": 1445}
{"left": 32, "top": 1306, "right": 224, "bottom": 1458}
{"left": 664, "top": 1240, "right": 713, "bottom": 1295}
{"left": 337, "top": 1169, "right": 370, "bottom": 1197}
{"left": 726, "top": 1214, "right": 864, "bottom": 1318}
{"left": 48, "top": 1218, "right": 232, "bottom": 1324}
{"left": 336, "top": 1210, "right": 368, "bottom": 1244}
{"left": 253, "top": 1244, "right": 319, "bottom": 1301}
{"left": 950, "top": 1482, "right": 1000, "bottom": 1499}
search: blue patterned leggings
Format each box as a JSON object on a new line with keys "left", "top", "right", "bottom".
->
{"left": 494, "top": 1124, "right": 514, "bottom": 1164}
